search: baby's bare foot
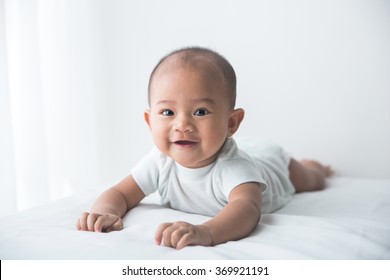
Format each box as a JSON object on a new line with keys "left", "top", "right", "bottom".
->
{"left": 300, "top": 160, "right": 334, "bottom": 177}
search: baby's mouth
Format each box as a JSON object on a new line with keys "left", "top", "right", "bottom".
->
{"left": 174, "top": 140, "right": 197, "bottom": 146}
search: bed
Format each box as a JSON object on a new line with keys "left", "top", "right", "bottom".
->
{"left": 0, "top": 176, "right": 389, "bottom": 260}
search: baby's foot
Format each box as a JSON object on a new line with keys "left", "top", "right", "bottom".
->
{"left": 300, "top": 160, "right": 334, "bottom": 177}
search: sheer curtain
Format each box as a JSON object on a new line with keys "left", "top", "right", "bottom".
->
{"left": 1, "top": 0, "right": 152, "bottom": 217}
{"left": 0, "top": 0, "right": 106, "bottom": 216}
{"left": 0, "top": 0, "right": 16, "bottom": 215}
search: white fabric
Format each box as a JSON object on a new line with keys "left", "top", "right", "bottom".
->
{"left": 132, "top": 138, "right": 294, "bottom": 216}
{"left": 0, "top": 177, "right": 389, "bottom": 259}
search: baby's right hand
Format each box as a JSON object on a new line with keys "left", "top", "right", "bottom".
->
{"left": 76, "top": 212, "right": 123, "bottom": 232}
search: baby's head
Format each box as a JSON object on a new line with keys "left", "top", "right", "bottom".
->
{"left": 148, "top": 47, "right": 237, "bottom": 109}
{"left": 145, "top": 47, "right": 244, "bottom": 168}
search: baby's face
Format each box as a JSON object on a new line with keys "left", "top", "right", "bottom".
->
{"left": 145, "top": 67, "right": 234, "bottom": 168}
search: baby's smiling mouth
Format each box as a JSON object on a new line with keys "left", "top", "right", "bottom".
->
{"left": 174, "top": 140, "right": 197, "bottom": 146}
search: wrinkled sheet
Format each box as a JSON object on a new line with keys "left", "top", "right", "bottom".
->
{"left": 0, "top": 177, "right": 389, "bottom": 259}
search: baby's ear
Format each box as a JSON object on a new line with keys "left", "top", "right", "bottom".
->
{"left": 144, "top": 109, "right": 151, "bottom": 129}
{"left": 228, "top": 108, "right": 245, "bottom": 137}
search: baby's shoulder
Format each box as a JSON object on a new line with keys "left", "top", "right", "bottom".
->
{"left": 217, "top": 138, "right": 255, "bottom": 164}
{"left": 215, "top": 140, "right": 259, "bottom": 175}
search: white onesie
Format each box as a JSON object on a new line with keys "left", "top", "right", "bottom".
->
{"left": 131, "top": 138, "right": 295, "bottom": 216}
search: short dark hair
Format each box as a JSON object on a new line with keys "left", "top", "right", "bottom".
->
{"left": 148, "top": 46, "right": 237, "bottom": 108}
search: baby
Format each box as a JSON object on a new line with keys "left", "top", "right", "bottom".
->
{"left": 77, "top": 47, "right": 332, "bottom": 249}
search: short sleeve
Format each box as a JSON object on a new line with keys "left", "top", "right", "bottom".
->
{"left": 217, "top": 159, "right": 268, "bottom": 199}
{"left": 131, "top": 147, "right": 161, "bottom": 196}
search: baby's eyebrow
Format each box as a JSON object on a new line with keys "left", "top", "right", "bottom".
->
{"left": 194, "top": 98, "right": 216, "bottom": 105}
{"left": 155, "top": 100, "right": 175, "bottom": 106}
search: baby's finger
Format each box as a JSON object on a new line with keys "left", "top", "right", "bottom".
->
{"left": 176, "top": 233, "right": 194, "bottom": 250}
{"left": 162, "top": 227, "right": 175, "bottom": 248}
{"left": 171, "top": 228, "right": 190, "bottom": 249}
{"left": 105, "top": 217, "right": 123, "bottom": 232}
{"left": 77, "top": 212, "right": 90, "bottom": 231}
{"left": 76, "top": 218, "right": 81, "bottom": 230}
{"left": 94, "top": 215, "right": 111, "bottom": 232}
{"left": 155, "top": 223, "right": 173, "bottom": 245}
{"left": 87, "top": 213, "right": 100, "bottom": 231}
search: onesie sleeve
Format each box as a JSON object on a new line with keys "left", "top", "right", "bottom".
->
{"left": 131, "top": 147, "right": 161, "bottom": 196}
{"left": 216, "top": 158, "right": 268, "bottom": 200}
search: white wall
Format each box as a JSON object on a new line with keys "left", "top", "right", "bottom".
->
{"left": 83, "top": 0, "right": 389, "bottom": 180}
{"left": 44, "top": 0, "right": 390, "bottom": 184}
{"left": 3, "top": 0, "right": 389, "bottom": 211}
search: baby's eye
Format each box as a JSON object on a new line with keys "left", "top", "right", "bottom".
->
{"left": 194, "top": 109, "right": 209, "bottom": 116}
{"left": 161, "top": 109, "right": 174, "bottom": 116}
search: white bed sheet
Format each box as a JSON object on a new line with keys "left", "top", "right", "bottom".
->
{"left": 0, "top": 177, "right": 389, "bottom": 259}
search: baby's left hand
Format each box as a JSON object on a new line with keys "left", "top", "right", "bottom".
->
{"left": 155, "top": 221, "right": 213, "bottom": 250}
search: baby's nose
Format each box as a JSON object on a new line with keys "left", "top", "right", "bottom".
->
{"left": 174, "top": 114, "right": 194, "bottom": 133}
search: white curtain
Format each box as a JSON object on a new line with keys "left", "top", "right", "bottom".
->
{"left": 0, "top": 0, "right": 16, "bottom": 215}
{"left": 0, "top": 0, "right": 105, "bottom": 216}
{"left": 0, "top": 0, "right": 153, "bottom": 217}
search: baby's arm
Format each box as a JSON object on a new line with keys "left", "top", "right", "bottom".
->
{"left": 76, "top": 175, "right": 145, "bottom": 232}
{"left": 155, "top": 182, "right": 262, "bottom": 249}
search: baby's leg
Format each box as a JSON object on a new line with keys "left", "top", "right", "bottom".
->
{"left": 288, "top": 159, "right": 333, "bottom": 193}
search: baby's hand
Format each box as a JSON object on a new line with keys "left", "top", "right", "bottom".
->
{"left": 155, "top": 221, "right": 213, "bottom": 250}
{"left": 76, "top": 212, "right": 123, "bottom": 232}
